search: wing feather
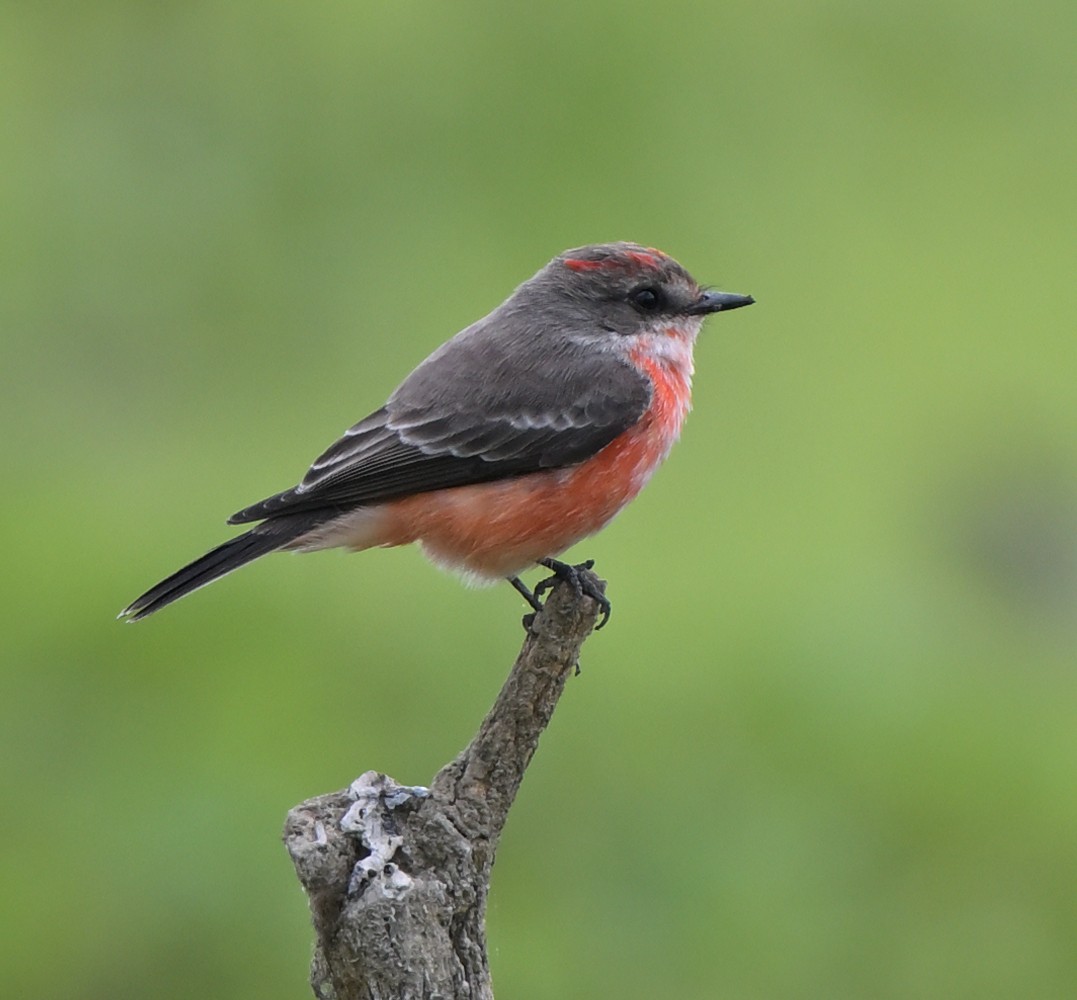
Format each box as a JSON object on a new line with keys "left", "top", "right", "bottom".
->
{"left": 228, "top": 328, "right": 651, "bottom": 525}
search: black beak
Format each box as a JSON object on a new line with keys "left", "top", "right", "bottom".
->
{"left": 688, "top": 290, "right": 755, "bottom": 315}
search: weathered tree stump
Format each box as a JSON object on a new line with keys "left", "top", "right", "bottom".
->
{"left": 284, "top": 571, "right": 604, "bottom": 999}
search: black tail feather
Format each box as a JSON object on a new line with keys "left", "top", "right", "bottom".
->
{"left": 119, "top": 515, "right": 322, "bottom": 622}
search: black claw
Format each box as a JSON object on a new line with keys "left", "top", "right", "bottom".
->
{"left": 533, "top": 575, "right": 555, "bottom": 600}
{"left": 508, "top": 562, "right": 611, "bottom": 632}
{"left": 536, "top": 558, "right": 611, "bottom": 629}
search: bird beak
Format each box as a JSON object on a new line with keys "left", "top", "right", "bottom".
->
{"left": 687, "top": 290, "right": 755, "bottom": 315}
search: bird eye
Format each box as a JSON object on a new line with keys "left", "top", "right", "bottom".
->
{"left": 629, "top": 286, "right": 662, "bottom": 312}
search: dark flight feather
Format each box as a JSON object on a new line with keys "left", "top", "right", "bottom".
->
{"left": 228, "top": 345, "right": 652, "bottom": 525}
{"left": 119, "top": 514, "right": 329, "bottom": 621}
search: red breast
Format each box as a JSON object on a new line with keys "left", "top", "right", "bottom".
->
{"left": 369, "top": 329, "right": 696, "bottom": 581}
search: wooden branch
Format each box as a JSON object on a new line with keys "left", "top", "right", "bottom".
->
{"left": 283, "top": 571, "right": 605, "bottom": 1000}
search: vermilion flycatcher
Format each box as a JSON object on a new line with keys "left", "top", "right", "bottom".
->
{"left": 120, "top": 242, "right": 753, "bottom": 625}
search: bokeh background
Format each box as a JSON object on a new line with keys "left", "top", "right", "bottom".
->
{"left": 4, "top": 1, "right": 1075, "bottom": 997}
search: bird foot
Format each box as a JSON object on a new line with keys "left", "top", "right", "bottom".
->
{"left": 534, "top": 558, "right": 611, "bottom": 629}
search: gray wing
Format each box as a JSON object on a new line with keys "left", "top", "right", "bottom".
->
{"left": 228, "top": 331, "right": 651, "bottom": 524}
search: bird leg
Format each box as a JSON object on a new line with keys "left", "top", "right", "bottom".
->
{"left": 508, "top": 575, "right": 544, "bottom": 632}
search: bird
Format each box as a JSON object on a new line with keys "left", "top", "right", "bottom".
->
{"left": 119, "top": 242, "right": 753, "bottom": 626}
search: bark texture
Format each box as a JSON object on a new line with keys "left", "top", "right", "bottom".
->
{"left": 283, "top": 571, "right": 604, "bottom": 999}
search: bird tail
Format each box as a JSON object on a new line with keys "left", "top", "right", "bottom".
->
{"left": 118, "top": 514, "right": 325, "bottom": 622}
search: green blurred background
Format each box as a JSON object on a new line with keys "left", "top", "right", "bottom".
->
{"left": 4, "top": 1, "right": 1075, "bottom": 997}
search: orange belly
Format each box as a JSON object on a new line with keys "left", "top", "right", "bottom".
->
{"left": 295, "top": 337, "right": 695, "bottom": 581}
{"left": 374, "top": 350, "right": 691, "bottom": 580}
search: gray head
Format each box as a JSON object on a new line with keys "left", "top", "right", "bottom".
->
{"left": 503, "top": 242, "right": 754, "bottom": 338}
